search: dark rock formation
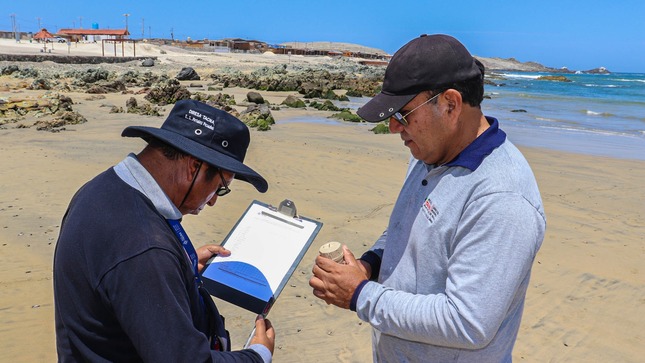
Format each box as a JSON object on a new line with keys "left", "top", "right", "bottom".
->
{"left": 176, "top": 67, "right": 200, "bottom": 81}
{"left": 209, "top": 64, "right": 383, "bottom": 99}
{"left": 191, "top": 93, "right": 237, "bottom": 113}
{"left": 125, "top": 97, "right": 163, "bottom": 116}
{"left": 34, "top": 110, "right": 87, "bottom": 132}
{"left": 584, "top": 67, "right": 610, "bottom": 74}
{"left": 246, "top": 91, "right": 265, "bottom": 104}
{"left": 28, "top": 79, "right": 51, "bottom": 90}
{"left": 144, "top": 78, "right": 191, "bottom": 105}
{"left": 537, "top": 75, "right": 572, "bottom": 82}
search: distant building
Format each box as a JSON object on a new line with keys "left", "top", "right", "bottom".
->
{"left": 58, "top": 28, "right": 130, "bottom": 42}
{"left": 0, "top": 30, "right": 31, "bottom": 40}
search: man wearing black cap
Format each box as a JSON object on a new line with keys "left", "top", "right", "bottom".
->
{"left": 54, "top": 100, "right": 275, "bottom": 362}
{"left": 310, "top": 34, "right": 546, "bottom": 362}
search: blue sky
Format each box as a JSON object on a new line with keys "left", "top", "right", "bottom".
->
{"left": 3, "top": 0, "right": 644, "bottom": 72}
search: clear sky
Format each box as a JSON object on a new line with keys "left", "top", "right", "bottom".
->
{"left": 3, "top": 0, "right": 644, "bottom": 73}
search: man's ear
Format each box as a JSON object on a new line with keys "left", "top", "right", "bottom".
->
{"left": 442, "top": 89, "right": 462, "bottom": 115}
{"left": 183, "top": 155, "right": 201, "bottom": 181}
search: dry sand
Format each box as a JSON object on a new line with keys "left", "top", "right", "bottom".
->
{"left": 1, "top": 39, "right": 644, "bottom": 362}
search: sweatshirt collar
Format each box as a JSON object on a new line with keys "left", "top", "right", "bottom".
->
{"left": 444, "top": 116, "right": 506, "bottom": 171}
{"left": 113, "top": 153, "right": 183, "bottom": 220}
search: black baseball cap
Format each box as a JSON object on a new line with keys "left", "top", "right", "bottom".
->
{"left": 357, "top": 34, "right": 484, "bottom": 122}
{"left": 122, "top": 99, "right": 268, "bottom": 193}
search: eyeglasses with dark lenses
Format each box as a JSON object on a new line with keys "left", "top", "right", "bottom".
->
{"left": 216, "top": 169, "right": 231, "bottom": 197}
{"left": 392, "top": 91, "right": 444, "bottom": 126}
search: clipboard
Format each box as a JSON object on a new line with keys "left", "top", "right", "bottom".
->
{"left": 201, "top": 199, "right": 322, "bottom": 315}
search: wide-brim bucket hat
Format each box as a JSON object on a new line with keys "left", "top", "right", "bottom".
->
{"left": 122, "top": 99, "right": 268, "bottom": 193}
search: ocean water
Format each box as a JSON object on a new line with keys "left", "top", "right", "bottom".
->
{"left": 293, "top": 72, "right": 645, "bottom": 161}
{"left": 480, "top": 71, "right": 645, "bottom": 160}
{"left": 485, "top": 72, "right": 645, "bottom": 135}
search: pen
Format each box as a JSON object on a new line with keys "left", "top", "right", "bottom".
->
{"left": 243, "top": 326, "right": 256, "bottom": 349}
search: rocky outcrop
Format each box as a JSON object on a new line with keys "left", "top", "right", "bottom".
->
{"left": 239, "top": 103, "right": 275, "bottom": 131}
{"left": 125, "top": 97, "right": 163, "bottom": 116}
{"left": 144, "top": 78, "right": 191, "bottom": 105}
{"left": 0, "top": 93, "right": 86, "bottom": 132}
{"left": 476, "top": 57, "right": 559, "bottom": 73}
{"left": 34, "top": 110, "right": 87, "bottom": 132}
{"left": 281, "top": 95, "right": 305, "bottom": 108}
{"left": 209, "top": 63, "right": 383, "bottom": 98}
{"left": 537, "top": 75, "right": 572, "bottom": 82}
{"left": 192, "top": 92, "right": 237, "bottom": 110}
{"left": 0, "top": 93, "right": 73, "bottom": 120}
{"left": 0, "top": 54, "right": 154, "bottom": 64}
{"left": 584, "top": 67, "right": 610, "bottom": 74}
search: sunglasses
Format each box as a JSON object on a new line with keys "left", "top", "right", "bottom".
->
{"left": 216, "top": 168, "right": 231, "bottom": 197}
{"left": 392, "top": 91, "right": 444, "bottom": 126}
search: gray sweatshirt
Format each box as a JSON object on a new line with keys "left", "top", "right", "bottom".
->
{"left": 356, "top": 118, "right": 546, "bottom": 362}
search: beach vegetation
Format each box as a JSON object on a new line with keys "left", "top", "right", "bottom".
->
{"left": 281, "top": 95, "right": 306, "bottom": 108}
{"left": 370, "top": 122, "right": 390, "bottom": 134}
{"left": 244, "top": 116, "right": 274, "bottom": 131}
{"left": 330, "top": 110, "right": 362, "bottom": 122}
{"left": 309, "top": 100, "right": 340, "bottom": 111}
{"left": 323, "top": 89, "right": 338, "bottom": 100}
{"left": 255, "top": 118, "right": 272, "bottom": 131}
{"left": 240, "top": 103, "right": 275, "bottom": 131}
{"left": 345, "top": 89, "right": 362, "bottom": 97}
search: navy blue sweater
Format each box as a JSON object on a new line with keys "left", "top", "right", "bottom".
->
{"left": 54, "top": 168, "right": 262, "bottom": 362}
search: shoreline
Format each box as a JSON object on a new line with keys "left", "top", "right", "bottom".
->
{"left": 276, "top": 114, "right": 645, "bottom": 162}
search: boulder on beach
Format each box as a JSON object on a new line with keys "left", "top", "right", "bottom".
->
{"left": 246, "top": 91, "right": 265, "bottom": 104}
{"left": 281, "top": 95, "right": 305, "bottom": 108}
{"left": 175, "top": 67, "right": 200, "bottom": 81}
{"left": 239, "top": 103, "right": 275, "bottom": 131}
{"left": 141, "top": 58, "right": 155, "bottom": 67}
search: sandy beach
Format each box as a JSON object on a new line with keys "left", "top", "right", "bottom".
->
{"left": 1, "top": 39, "right": 644, "bottom": 362}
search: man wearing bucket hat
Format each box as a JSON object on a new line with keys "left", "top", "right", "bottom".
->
{"left": 310, "top": 34, "right": 546, "bottom": 362}
{"left": 54, "top": 99, "right": 274, "bottom": 362}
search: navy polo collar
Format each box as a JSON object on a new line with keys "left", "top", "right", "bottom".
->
{"left": 444, "top": 116, "right": 506, "bottom": 171}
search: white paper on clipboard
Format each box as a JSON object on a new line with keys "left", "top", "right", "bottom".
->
{"left": 201, "top": 200, "right": 322, "bottom": 314}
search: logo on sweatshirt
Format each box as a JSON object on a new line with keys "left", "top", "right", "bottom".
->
{"left": 422, "top": 197, "right": 439, "bottom": 223}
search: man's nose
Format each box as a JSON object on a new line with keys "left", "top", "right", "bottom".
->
{"left": 206, "top": 194, "right": 218, "bottom": 207}
{"left": 389, "top": 117, "right": 404, "bottom": 133}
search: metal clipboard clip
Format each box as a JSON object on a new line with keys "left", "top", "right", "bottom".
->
{"left": 260, "top": 199, "right": 304, "bottom": 229}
